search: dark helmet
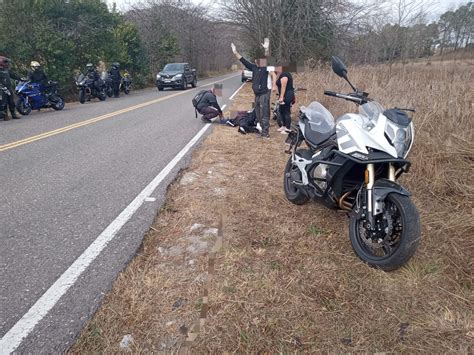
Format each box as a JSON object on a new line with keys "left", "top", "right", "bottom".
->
{"left": 0, "top": 56, "right": 12, "bottom": 69}
{"left": 112, "top": 62, "right": 120, "bottom": 69}
{"left": 86, "top": 63, "right": 94, "bottom": 71}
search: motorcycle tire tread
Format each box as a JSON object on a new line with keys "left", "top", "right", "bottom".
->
{"left": 349, "top": 193, "right": 421, "bottom": 271}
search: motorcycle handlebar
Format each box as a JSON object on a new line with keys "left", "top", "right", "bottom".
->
{"left": 324, "top": 90, "right": 338, "bottom": 97}
{"left": 324, "top": 90, "right": 364, "bottom": 104}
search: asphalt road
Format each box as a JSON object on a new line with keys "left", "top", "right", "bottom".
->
{"left": 0, "top": 73, "right": 243, "bottom": 353}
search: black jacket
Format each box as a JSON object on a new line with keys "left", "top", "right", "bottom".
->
{"left": 0, "top": 69, "right": 21, "bottom": 91}
{"left": 86, "top": 69, "right": 100, "bottom": 81}
{"left": 240, "top": 57, "right": 269, "bottom": 96}
{"left": 27, "top": 69, "right": 48, "bottom": 85}
{"left": 197, "top": 90, "right": 222, "bottom": 114}
{"left": 108, "top": 67, "right": 121, "bottom": 82}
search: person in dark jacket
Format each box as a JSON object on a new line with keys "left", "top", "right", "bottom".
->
{"left": 231, "top": 42, "right": 275, "bottom": 138}
{"left": 85, "top": 63, "right": 101, "bottom": 93}
{"left": 196, "top": 84, "right": 224, "bottom": 123}
{"left": 27, "top": 61, "right": 48, "bottom": 85}
{"left": 27, "top": 61, "right": 52, "bottom": 96}
{"left": 0, "top": 56, "right": 20, "bottom": 120}
{"left": 275, "top": 66, "right": 295, "bottom": 134}
{"left": 108, "top": 62, "right": 121, "bottom": 98}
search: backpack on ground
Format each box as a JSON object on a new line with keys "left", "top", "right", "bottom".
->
{"left": 192, "top": 90, "right": 208, "bottom": 117}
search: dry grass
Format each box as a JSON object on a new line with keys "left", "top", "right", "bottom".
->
{"left": 72, "top": 60, "right": 473, "bottom": 353}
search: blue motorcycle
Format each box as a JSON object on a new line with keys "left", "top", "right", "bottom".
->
{"left": 15, "top": 80, "right": 65, "bottom": 116}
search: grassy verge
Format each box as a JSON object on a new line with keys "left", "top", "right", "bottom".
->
{"left": 72, "top": 61, "right": 472, "bottom": 353}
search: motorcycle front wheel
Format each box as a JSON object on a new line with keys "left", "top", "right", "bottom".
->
{"left": 16, "top": 98, "right": 32, "bottom": 115}
{"left": 79, "top": 90, "right": 86, "bottom": 104}
{"left": 283, "top": 155, "right": 310, "bottom": 205}
{"left": 98, "top": 91, "right": 107, "bottom": 101}
{"left": 349, "top": 193, "right": 420, "bottom": 271}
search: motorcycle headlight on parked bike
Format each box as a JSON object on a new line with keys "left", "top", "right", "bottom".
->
{"left": 385, "top": 120, "right": 414, "bottom": 158}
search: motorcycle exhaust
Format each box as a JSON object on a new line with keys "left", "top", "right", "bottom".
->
{"left": 338, "top": 190, "right": 355, "bottom": 211}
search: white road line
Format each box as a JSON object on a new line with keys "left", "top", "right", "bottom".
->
{"left": 229, "top": 82, "right": 246, "bottom": 100}
{"left": 0, "top": 82, "right": 239, "bottom": 354}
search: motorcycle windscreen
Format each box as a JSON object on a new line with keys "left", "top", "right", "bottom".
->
{"left": 76, "top": 74, "right": 85, "bottom": 84}
{"left": 300, "top": 101, "right": 335, "bottom": 134}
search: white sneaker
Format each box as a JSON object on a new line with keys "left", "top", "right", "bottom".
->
{"left": 277, "top": 126, "right": 285, "bottom": 132}
{"left": 256, "top": 123, "right": 262, "bottom": 132}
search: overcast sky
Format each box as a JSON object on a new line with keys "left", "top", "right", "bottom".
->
{"left": 106, "top": 0, "right": 469, "bottom": 18}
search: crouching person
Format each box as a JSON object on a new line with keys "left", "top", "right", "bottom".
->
{"left": 193, "top": 84, "right": 224, "bottom": 123}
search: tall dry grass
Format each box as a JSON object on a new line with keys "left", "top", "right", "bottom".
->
{"left": 295, "top": 61, "right": 473, "bottom": 283}
{"left": 72, "top": 60, "right": 473, "bottom": 353}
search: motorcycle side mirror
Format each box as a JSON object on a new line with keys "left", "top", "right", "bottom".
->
{"left": 331, "top": 56, "right": 357, "bottom": 92}
{"left": 331, "top": 56, "right": 348, "bottom": 78}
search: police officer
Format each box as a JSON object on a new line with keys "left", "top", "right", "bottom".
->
{"left": 108, "top": 62, "right": 121, "bottom": 98}
{"left": 0, "top": 56, "right": 20, "bottom": 120}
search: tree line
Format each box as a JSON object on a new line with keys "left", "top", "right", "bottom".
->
{"left": 1, "top": 0, "right": 472, "bottom": 94}
{"left": 0, "top": 0, "right": 148, "bottom": 92}
{"left": 223, "top": 0, "right": 473, "bottom": 65}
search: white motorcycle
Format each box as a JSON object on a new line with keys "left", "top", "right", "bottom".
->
{"left": 283, "top": 56, "right": 420, "bottom": 271}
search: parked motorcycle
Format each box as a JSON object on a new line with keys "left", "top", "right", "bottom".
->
{"left": 0, "top": 82, "right": 9, "bottom": 120}
{"left": 271, "top": 99, "right": 283, "bottom": 127}
{"left": 102, "top": 72, "right": 114, "bottom": 98}
{"left": 75, "top": 74, "right": 107, "bottom": 104}
{"left": 120, "top": 74, "right": 132, "bottom": 95}
{"left": 15, "top": 80, "right": 65, "bottom": 115}
{"left": 283, "top": 56, "right": 420, "bottom": 271}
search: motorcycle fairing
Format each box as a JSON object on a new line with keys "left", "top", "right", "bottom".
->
{"left": 336, "top": 113, "right": 398, "bottom": 158}
{"left": 15, "top": 81, "right": 46, "bottom": 109}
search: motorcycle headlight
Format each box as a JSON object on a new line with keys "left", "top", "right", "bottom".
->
{"left": 385, "top": 121, "right": 414, "bottom": 158}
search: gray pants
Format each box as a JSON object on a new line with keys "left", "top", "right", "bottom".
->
{"left": 255, "top": 91, "right": 271, "bottom": 136}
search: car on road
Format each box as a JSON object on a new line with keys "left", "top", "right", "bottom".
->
{"left": 156, "top": 63, "right": 197, "bottom": 91}
{"left": 241, "top": 68, "right": 253, "bottom": 82}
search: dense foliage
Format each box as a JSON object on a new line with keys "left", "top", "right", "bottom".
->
{"left": 0, "top": 0, "right": 149, "bottom": 91}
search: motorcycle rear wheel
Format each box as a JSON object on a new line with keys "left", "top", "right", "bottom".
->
{"left": 16, "top": 98, "right": 32, "bottom": 115}
{"left": 349, "top": 193, "right": 420, "bottom": 271}
{"left": 51, "top": 95, "right": 65, "bottom": 111}
{"left": 283, "top": 155, "right": 310, "bottom": 205}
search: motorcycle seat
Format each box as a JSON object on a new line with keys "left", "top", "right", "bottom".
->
{"left": 304, "top": 121, "right": 336, "bottom": 146}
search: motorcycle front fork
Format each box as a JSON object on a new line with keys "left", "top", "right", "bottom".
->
{"left": 365, "top": 163, "right": 395, "bottom": 223}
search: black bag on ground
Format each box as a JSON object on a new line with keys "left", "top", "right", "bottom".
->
{"left": 192, "top": 90, "right": 208, "bottom": 117}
